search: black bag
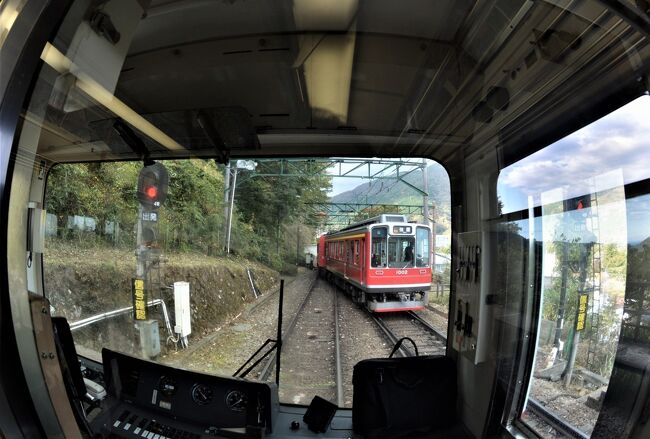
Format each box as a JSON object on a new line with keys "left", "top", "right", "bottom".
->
{"left": 352, "top": 337, "right": 457, "bottom": 439}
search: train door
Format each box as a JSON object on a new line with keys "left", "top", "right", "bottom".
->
{"left": 345, "top": 239, "right": 354, "bottom": 279}
{"left": 359, "top": 239, "right": 365, "bottom": 285}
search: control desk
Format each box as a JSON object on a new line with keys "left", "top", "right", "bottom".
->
{"left": 90, "top": 349, "right": 279, "bottom": 439}
{"left": 89, "top": 349, "right": 355, "bottom": 439}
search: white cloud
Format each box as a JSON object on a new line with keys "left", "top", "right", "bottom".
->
{"left": 499, "top": 95, "right": 650, "bottom": 202}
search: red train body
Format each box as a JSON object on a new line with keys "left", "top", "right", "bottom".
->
{"left": 317, "top": 214, "right": 432, "bottom": 312}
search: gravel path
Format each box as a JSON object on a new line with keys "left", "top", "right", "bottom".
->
{"left": 277, "top": 278, "right": 337, "bottom": 405}
{"left": 418, "top": 306, "right": 450, "bottom": 335}
{"left": 160, "top": 269, "right": 316, "bottom": 377}
{"left": 336, "top": 288, "right": 392, "bottom": 408}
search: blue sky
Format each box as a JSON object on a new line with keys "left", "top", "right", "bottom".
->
{"left": 498, "top": 94, "right": 650, "bottom": 243}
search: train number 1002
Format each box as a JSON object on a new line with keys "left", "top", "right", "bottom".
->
{"left": 396, "top": 270, "right": 408, "bottom": 275}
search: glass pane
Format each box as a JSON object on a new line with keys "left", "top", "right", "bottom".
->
{"left": 416, "top": 227, "right": 430, "bottom": 267}
{"left": 42, "top": 157, "right": 450, "bottom": 409}
{"left": 387, "top": 236, "right": 415, "bottom": 268}
{"left": 371, "top": 226, "right": 387, "bottom": 267}
{"left": 498, "top": 96, "right": 650, "bottom": 437}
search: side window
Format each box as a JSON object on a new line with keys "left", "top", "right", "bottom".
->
{"left": 371, "top": 227, "right": 387, "bottom": 267}
{"left": 497, "top": 95, "right": 650, "bottom": 437}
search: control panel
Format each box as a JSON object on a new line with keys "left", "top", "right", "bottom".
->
{"left": 92, "top": 349, "right": 278, "bottom": 438}
{"left": 452, "top": 231, "right": 492, "bottom": 364}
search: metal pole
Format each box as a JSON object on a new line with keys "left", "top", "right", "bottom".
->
{"left": 275, "top": 279, "right": 285, "bottom": 385}
{"left": 554, "top": 240, "right": 569, "bottom": 352}
{"left": 226, "top": 166, "right": 238, "bottom": 255}
{"left": 296, "top": 224, "right": 300, "bottom": 265}
{"left": 223, "top": 163, "right": 231, "bottom": 251}
{"left": 564, "top": 243, "right": 590, "bottom": 387}
{"left": 422, "top": 158, "right": 429, "bottom": 225}
{"left": 136, "top": 205, "right": 144, "bottom": 278}
{"left": 430, "top": 204, "right": 436, "bottom": 267}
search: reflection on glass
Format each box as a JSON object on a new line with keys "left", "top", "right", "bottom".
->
{"left": 498, "top": 96, "right": 650, "bottom": 437}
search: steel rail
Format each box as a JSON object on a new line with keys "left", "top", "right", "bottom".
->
{"left": 258, "top": 273, "right": 319, "bottom": 381}
{"left": 368, "top": 313, "right": 412, "bottom": 358}
{"left": 370, "top": 308, "right": 587, "bottom": 438}
{"left": 526, "top": 398, "right": 590, "bottom": 439}
{"left": 426, "top": 304, "right": 449, "bottom": 318}
{"left": 406, "top": 311, "right": 448, "bottom": 344}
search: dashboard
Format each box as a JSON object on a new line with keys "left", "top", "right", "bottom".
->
{"left": 91, "top": 349, "right": 279, "bottom": 439}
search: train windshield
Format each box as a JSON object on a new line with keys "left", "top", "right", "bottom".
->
{"left": 41, "top": 156, "right": 450, "bottom": 408}
{"left": 387, "top": 236, "right": 416, "bottom": 268}
{"left": 6, "top": 0, "right": 650, "bottom": 437}
{"left": 416, "top": 227, "right": 431, "bottom": 268}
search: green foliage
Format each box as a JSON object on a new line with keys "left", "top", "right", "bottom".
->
{"left": 45, "top": 159, "right": 331, "bottom": 270}
{"left": 46, "top": 162, "right": 140, "bottom": 244}
{"left": 233, "top": 161, "right": 331, "bottom": 265}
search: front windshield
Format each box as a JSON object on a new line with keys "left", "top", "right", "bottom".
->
{"left": 416, "top": 227, "right": 430, "bottom": 268}
{"left": 15, "top": 0, "right": 646, "bottom": 429}
{"left": 42, "top": 157, "right": 450, "bottom": 409}
{"left": 387, "top": 236, "right": 415, "bottom": 268}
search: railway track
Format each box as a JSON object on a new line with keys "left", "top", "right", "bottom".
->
{"left": 526, "top": 398, "right": 590, "bottom": 439}
{"left": 258, "top": 277, "right": 343, "bottom": 406}
{"left": 257, "top": 274, "right": 318, "bottom": 381}
{"left": 370, "top": 306, "right": 584, "bottom": 437}
{"left": 369, "top": 310, "right": 447, "bottom": 357}
{"left": 252, "top": 279, "right": 581, "bottom": 436}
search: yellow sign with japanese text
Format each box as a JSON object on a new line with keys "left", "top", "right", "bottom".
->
{"left": 576, "top": 294, "right": 588, "bottom": 331}
{"left": 132, "top": 278, "right": 147, "bottom": 320}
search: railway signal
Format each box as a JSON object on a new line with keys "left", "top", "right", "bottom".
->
{"left": 134, "top": 162, "right": 169, "bottom": 358}
{"left": 137, "top": 162, "right": 169, "bottom": 209}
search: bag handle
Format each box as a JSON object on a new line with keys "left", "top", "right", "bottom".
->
{"left": 389, "top": 337, "right": 419, "bottom": 358}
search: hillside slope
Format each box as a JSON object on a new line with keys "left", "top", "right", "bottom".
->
{"left": 331, "top": 163, "right": 451, "bottom": 232}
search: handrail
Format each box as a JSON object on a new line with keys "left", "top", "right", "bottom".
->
{"left": 69, "top": 299, "right": 171, "bottom": 335}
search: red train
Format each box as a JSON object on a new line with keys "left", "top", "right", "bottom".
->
{"left": 317, "top": 214, "right": 432, "bottom": 312}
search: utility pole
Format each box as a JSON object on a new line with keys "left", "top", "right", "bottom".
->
{"left": 223, "top": 162, "right": 231, "bottom": 251}
{"left": 226, "top": 165, "right": 238, "bottom": 255}
{"left": 422, "top": 158, "right": 435, "bottom": 269}
{"left": 296, "top": 224, "right": 301, "bottom": 265}
{"left": 422, "top": 158, "right": 429, "bottom": 226}
{"left": 564, "top": 238, "right": 592, "bottom": 386}
{"left": 431, "top": 204, "right": 436, "bottom": 266}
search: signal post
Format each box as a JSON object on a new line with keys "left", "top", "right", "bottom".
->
{"left": 134, "top": 162, "right": 168, "bottom": 358}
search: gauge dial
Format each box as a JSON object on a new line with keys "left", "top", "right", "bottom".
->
{"left": 225, "top": 390, "right": 248, "bottom": 412}
{"left": 191, "top": 383, "right": 213, "bottom": 405}
{"left": 158, "top": 376, "right": 177, "bottom": 396}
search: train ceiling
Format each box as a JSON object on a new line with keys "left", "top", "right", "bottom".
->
{"left": 32, "top": 0, "right": 650, "bottom": 167}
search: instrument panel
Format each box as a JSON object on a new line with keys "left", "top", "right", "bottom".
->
{"left": 100, "top": 349, "right": 278, "bottom": 435}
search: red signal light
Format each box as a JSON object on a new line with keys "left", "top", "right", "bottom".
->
{"left": 145, "top": 186, "right": 158, "bottom": 199}
{"left": 137, "top": 162, "right": 168, "bottom": 209}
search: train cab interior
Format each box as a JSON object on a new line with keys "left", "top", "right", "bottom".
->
{"left": 2, "top": 0, "right": 650, "bottom": 438}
